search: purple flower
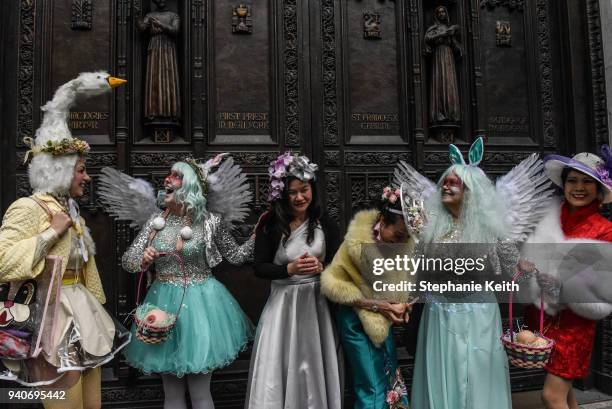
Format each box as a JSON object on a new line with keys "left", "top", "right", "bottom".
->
{"left": 267, "top": 151, "right": 317, "bottom": 202}
{"left": 279, "top": 151, "right": 294, "bottom": 166}
{"left": 271, "top": 179, "right": 284, "bottom": 190}
{"left": 267, "top": 189, "right": 282, "bottom": 201}
{"left": 596, "top": 165, "right": 612, "bottom": 188}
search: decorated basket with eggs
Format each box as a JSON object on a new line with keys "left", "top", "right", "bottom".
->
{"left": 134, "top": 302, "right": 177, "bottom": 344}
{"left": 501, "top": 271, "right": 554, "bottom": 369}
{"left": 134, "top": 251, "right": 187, "bottom": 345}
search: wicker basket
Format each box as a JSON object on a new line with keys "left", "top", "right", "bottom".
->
{"left": 501, "top": 271, "right": 554, "bottom": 369}
{"left": 134, "top": 252, "right": 186, "bottom": 345}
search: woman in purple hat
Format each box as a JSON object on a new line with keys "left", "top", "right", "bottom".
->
{"left": 520, "top": 146, "right": 612, "bottom": 409}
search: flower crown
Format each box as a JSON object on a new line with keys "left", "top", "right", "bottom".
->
{"left": 23, "top": 136, "right": 90, "bottom": 164}
{"left": 381, "top": 186, "right": 402, "bottom": 205}
{"left": 267, "top": 152, "right": 318, "bottom": 201}
{"left": 382, "top": 185, "right": 426, "bottom": 239}
{"left": 184, "top": 157, "right": 209, "bottom": 195}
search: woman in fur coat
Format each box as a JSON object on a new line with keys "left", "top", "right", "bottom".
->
{"left": 321, "top": 187, "right": 415, "bottom": 409}
{"left": 522, "top": 148, "right": 612, "bottom": 409}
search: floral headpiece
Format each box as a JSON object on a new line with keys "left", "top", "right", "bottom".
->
{"left": 381, "top": 186, "right": 402, "bottom": 209}
{"left": 597, "top": 144, "right": 612, "bottom": 188}
{"left": 267, "top": 151, "right": 318, "bottom": 201}
{"left": 23, "top": 136, "right": 90, "bottom": 164}
{"left": 381, "top": 185, "right": 426, "bottom": 240}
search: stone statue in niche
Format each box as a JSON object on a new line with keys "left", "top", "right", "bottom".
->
{"left": 136, "top": 0, "right": 181, "bottom": 142}
{"left": 424, "top": 5, "right": 462, "bottom": 143}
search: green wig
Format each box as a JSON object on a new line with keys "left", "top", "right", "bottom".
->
{"left": 171, "top": 162, "right": 208, "bottom": 223}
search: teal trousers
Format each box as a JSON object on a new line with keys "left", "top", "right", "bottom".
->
{"left": 336, "top": 305, "right": 407, "bottom": 409}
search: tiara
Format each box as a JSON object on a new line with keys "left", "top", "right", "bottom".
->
{"left": 184, "top": 157, "right": 208, "bottom": 195}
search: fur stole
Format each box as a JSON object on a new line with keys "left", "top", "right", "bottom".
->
{"left": 321, "top": 209, "right": 415, "bottom": 346}
{"left": 522, "top": 199, "right": 612, "bottom": 320}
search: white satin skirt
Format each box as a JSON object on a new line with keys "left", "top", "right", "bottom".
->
{"left": 245, "top": 275, "right": 343, "bottom": 409}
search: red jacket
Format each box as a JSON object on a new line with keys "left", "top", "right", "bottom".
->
{"left": 560, "top": 200, "right": 612, "bottom": 242}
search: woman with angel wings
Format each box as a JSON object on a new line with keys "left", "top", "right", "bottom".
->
{"left": 98, "top": 154, "right": 255, "bottom": 409}
{"left": 394, "top": 138, "right": 553, "bottom": 409}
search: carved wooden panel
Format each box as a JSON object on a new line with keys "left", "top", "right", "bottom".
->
{"left": 48, "top": 0, "right": 114, "bottom": 144}
{"left": 212, "top": 1, "right": 275, "bottom": 145}
{"left": 3, "top": 0, "right": 612, "bottom": 404}
{"left": 341, "top": 0, "right": 408, "bottom": 145}
{"left": 478, "top": 3, "right": 535, "bottom": 143}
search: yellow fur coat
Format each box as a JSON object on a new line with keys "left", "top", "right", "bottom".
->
{"left": 321, "top": 209, "right": 414, "bottom": 346}
{"left": 0, "top": 194, "right": 105, "bottom": 304}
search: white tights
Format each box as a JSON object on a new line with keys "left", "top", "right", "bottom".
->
{"left": 161, "top": 373, "right": 214, "bottom": 409}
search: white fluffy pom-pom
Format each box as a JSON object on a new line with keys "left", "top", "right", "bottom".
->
{"left": 180, "top": 226, "right": 193, "bottom": 240}
{"left": 152, "top": 216, "right": 166, "bottom": 231}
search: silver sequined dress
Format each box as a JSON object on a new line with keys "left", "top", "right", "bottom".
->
{"left": 121, "top": 212, "right": 255, "bottom": 376}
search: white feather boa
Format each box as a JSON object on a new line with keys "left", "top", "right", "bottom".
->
{"left": 521, "top": 200, "right": 612, "bottom": 320}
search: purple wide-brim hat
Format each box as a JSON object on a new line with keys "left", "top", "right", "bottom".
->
{"left": 544, "top": 153, "right": 612, "bottom": 203}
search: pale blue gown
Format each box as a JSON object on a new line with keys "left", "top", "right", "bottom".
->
{"left": 410, "top": 236, "right": 518, "bottom": 409}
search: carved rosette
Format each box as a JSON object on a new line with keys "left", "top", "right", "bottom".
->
{"left": 324, "top": 150, "right": 341, "bottom": 166}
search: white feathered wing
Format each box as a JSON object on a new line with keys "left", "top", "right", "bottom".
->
{"left": 97, "top": 167, "right": 160, "bottom": 229}
{"left": 201, "top": 156, "right": 252, "bottom": 225}
{"left": 393, "top": 160, "right": 437, "bottom": 201}
{"left": 495, "top": 153, "right": 555, "bottom": 241}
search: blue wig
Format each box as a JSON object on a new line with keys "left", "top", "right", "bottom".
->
{"left": 171, "top": 162, "right": 208, "bottom": 223}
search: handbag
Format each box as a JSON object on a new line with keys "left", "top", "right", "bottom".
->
{"left": 0, "top": 198, "right": 63, "bottom": 359}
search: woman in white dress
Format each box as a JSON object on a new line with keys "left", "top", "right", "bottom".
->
{"left": 245, "top": 152, "right": 343, "bottom": 409}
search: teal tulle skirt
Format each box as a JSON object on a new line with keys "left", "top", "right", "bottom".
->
{"left": 124, "top": 277, "right": 254, "bottom": 376}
